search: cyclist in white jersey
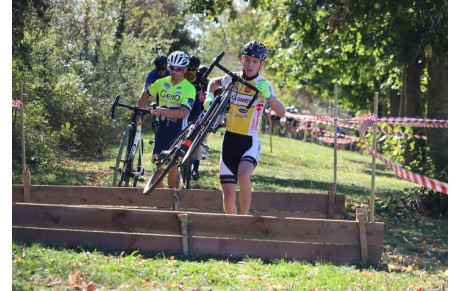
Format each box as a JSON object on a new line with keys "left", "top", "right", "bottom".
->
{"left": 204, "top": 41, "right": 285, "bottom": 215}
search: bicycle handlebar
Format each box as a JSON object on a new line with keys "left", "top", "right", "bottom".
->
{"left": 110, "top": 95, "right": 155, "bottom": 119}
{"left": 204, "top": 52, "right": 260, "bottom": 109}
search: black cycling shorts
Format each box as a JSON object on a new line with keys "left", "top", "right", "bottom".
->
{"left": 219, "top": 131, "right": 261, "bottom": 184}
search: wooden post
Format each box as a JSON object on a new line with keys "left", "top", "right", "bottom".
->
{"left": 327, "top": 183, "right": 336, "bottom": 219}
{"left": 178, "top": 214, "right": 191, "bottom": 257}
{"left": 370, "top": 92, "right": 378, "bottom": 223}
{"left": 333, "top": 83, "right": 338, "bottom": 194}
{"left": 173, "top": 190, "right": 180, "bottom": 211}
{"left": 356, "top": 207, "right": 368, "bottom": 264}
{"left": 268, "top": 109, "right": 273, "bottom": 153}
{"left": 20, "top": 81, "right": 31, "bottom": 203}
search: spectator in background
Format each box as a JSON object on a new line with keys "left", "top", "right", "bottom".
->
{"left": 144, "top": 55, "right": 170, "bottom": 132}
{"left": 185, "top": 56, "right": 208, "bottom": 180}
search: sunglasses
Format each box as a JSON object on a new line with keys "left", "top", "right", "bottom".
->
{"left": 169, "top": 66, "right": 184, "bottom": 72}
{"left": 157, "top": 67, "right": 167, "bottom": 71}
{"left": 188, "top": 68, "right": 198, "bottom": 72}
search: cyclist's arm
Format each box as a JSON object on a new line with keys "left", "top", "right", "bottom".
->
{"left": 266, "top": 96, "right": 285, "bottom": 118}
{"left": 152, "top": 107, "right": 190, "bottom": 119}
{"left": 206, "top": 78, "right": 221, "bottom": 96}
{"left": 138, "top": 79, "right": 159, "bottom": 108}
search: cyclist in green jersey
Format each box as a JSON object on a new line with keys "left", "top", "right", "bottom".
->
{"left": 138, "top": 51, "right": 196, "bottom": 189}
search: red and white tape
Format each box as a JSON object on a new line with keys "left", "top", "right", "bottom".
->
{"left": 377, "top": 129, "right": 427, "bottom": 140}
{"left": 12, "top": 100, "right": 23, "bottom": 108}
{"left": 359, "top": 117, "right": 448, "bottom": 194}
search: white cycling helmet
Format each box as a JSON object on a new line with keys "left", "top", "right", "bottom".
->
{"left": 167, "top": 51, "right": 190, "bottom": 68}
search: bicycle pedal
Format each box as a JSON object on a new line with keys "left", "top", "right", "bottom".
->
{"left": 138, "top": 178, "right": 145, "bottom": 182}
{"left": 110, "top": 166, "right": 115, "bottom": 170}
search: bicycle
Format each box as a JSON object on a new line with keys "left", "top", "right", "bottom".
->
{"left": 143, "top": 51, "right": 260, "bottom": 195}
{"left": 110, "top": 95, "right": 156, "bottom": 187}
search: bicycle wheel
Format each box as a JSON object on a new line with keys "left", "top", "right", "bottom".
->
{"left": 143, "top": 128, "right": 190, "bottom": 195}
{"left": 132, "top": 138, "right": 144, "bottom": 187}
{"left": 118, "top": 126, "right": 135, "bottom": 187}
{"left": 112, "top": 126, "right": 131, "bottom": 186}
{"left": 181, "top": 157, "right": 192, "bottom": 189}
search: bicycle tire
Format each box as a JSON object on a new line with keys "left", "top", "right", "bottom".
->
{"left": 118, "top": 125, "right": 135, "bottom": 187}
{"left": 112, "top": 126, "right": 131, "bottom": 186}
{"left": 132, "top": 138, "right": 143, "bottom": 187}
{"left": 143, "top": 128, "right": 190, "bottom": 195}
{"left": 181, "top": 157, "right": 192, "bottom": 189}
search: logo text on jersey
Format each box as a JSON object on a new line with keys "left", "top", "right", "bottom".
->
{"left": 160, "top": 90, "right": 181, "bottom": 101}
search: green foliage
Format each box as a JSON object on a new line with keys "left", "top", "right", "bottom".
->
{"left": 12, "top": 0, "right": 198, "bottom": 167}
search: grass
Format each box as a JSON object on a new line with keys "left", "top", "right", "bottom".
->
{"left": 12, "top": 128, "right": 448, "bottom": 290}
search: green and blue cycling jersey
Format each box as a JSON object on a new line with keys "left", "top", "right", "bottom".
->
{"left": 147, "top": 76, "right": 196, "bottom": 155}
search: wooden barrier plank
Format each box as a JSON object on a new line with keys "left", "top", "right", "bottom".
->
{"left": 13, "top": 227, "right": 182, "bottom": 254}
{"left": 187, "top": 213, "right": 384, "bottom": 246}
{"left": 13, "top": 203, "right": 384, "bottom": 245}
{"left": 12, "top": 185, "right": 175, "bottom": 208}
{"left": 181, "top": 208, "right": 342, "bottom": 219}
{"left": 12, "top": 227, "right": 381, "bottom": 265}
{"left": 13, "top": 203, "right": 181, "bottom": 235}
{"left": 192, "top": 237, "right": 382, "bottom": 265}
{"left": 12, "top": 185, "right": 345, "bottom": 218}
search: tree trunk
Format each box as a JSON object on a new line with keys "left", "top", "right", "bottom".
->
{"left": 404, "top": 62, "right": 424, "bottom": 117}
{"left": 402, "top": 61, "right": 424, "bottom": 165}
{"left": 389, "top": 89, "right": 399, "bottom": 116}
{"left": 112, "top": 0, "right": 127, "bottom": 60}
{"left": 427, "top": 57, "right": 448, "bottom": 172}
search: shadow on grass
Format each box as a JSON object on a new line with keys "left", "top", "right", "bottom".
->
{"left": 12, "top": 163, "right": 106, "bottom": 186}
{"left": 342, "top": 157, "right": 402, "bottom": 179}
{"left": 250, "top": 174, "right": 401, "bottom": 200}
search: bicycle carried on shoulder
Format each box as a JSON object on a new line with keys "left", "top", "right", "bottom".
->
{"left": 110, "top": 95, "right": 156, "bottom": 187}
{"left": 143, "top": 51, "right": 261, "bottom": 195}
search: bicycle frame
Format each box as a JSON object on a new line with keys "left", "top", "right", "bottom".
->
{"left": 111, "top": 95, "right": 153, "bottom": 187}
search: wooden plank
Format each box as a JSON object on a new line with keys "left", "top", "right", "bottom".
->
{"left": 13, "top": 203, "right": 384, "bottom": 245}
{"left": 187, "top": 212, "right": 384, "bottom": 246}
{"left": 166, "top": 189, "right": 345, "bottom": 215}
{"left": 13, "top": 227, "right": 182, "bottom": 254}
{"left": 12, "top": 185, "right": 175, "bottom": 208}
{"left": 13, "top": 203, "right": 181, "bottom": 235}
{"left": 192, "top": 237, "right": 382, "bottom": 265}
{"left": 12, "top": 185, "right": 345, "bottom": 217}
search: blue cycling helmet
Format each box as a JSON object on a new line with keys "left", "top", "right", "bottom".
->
{"left": 242, "top": 41, "right": 268, "bottom": 60}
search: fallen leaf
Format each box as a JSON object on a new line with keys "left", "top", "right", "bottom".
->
{"left": 86, "top": 282, "right": 96, "bottom": 291}
{"left": 68, "top": 270, "right": 81, "bottom": 285}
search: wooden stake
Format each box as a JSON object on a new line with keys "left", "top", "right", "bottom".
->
{"left": 327, "top": 183, "right": 336, "bottom": 219}
{"left": 333, "top": 84, "right": 338, "bottom": 194}
{"left": 19, "top": 81, "right": 31, "bottom": 203}
{"left": 370, "top": 92, "right": 378, "bottom": 223}
{"left": 356, "top": 207, "right": 368, "bottom": 264}
{"left": 173, "top": 189, "right": 180, "bottom": 211}
{"left": 178, "top": 214, "right": 191, "bottom": 257}
{"left": 268, "top": 109, "right": 273, "bottom": 153}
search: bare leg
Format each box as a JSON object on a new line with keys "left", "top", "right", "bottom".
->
{"left": 237, "top": 161, "right": 255, "bottom": 215}
{"left": 167, "top": 166, "right": 179, "bottom": 189}
{"left": 221, "top": 183, "right": 237, "bottom": 214}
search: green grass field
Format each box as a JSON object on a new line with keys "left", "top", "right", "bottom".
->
{"left": 12, "top": 129, "right": 448, "bottom": 290}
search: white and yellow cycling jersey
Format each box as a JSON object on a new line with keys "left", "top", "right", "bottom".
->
{"left": 218, "top": 72, "right": 275, "bottom": 137}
